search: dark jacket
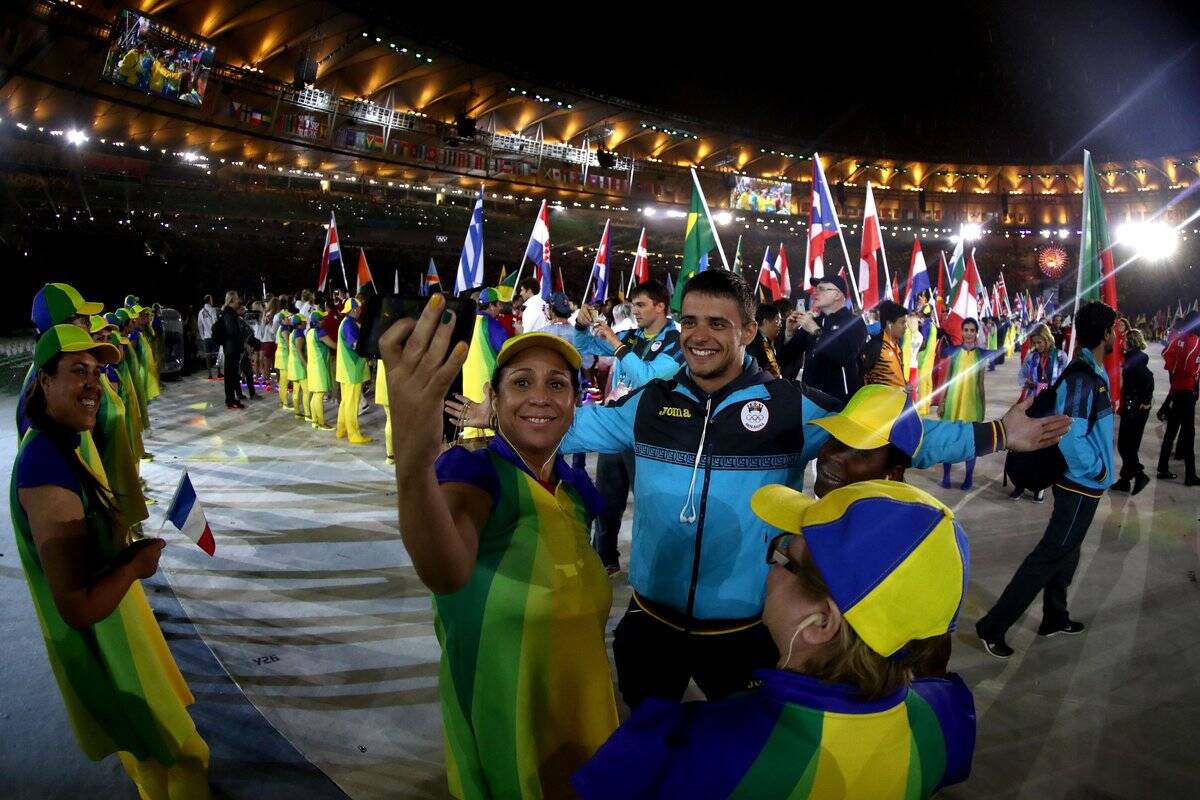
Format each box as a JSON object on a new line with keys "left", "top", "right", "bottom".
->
{"left": 219, "top": 306, "right": 244, "bottom": 351}
{"left": 779, "top": 306, "right": 866, "bottom": 402}
{"left": 1121, "top": 349, "right": 1154, "bottom": 413}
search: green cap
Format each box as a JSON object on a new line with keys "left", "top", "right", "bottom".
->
{"left": 88, "top": 314, "right": 116, "bottom": 334}
{"left": 31, "top": 283, "right": 104, "bottom": 335}
{"left": 35, "top": 324, "right": 121, "bottom": 371}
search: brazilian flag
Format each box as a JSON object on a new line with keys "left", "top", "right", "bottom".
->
{"left": 670, "top": 182, "right": 717, "bottom": 312}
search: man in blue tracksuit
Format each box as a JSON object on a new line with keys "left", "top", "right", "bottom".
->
{"left": 976, "top": 301, "right": 1117, "bottom": 659}
{"left": 574, "top": 279, "right": 684, "bottom": 572}
{"left": 558, "top": 270, "right": 1071, "bottom": 708}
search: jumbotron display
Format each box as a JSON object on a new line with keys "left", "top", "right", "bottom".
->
{"left": 730, "top": 175, "right": 792, "bottom": 215}
{"left": 101, "top": 8, "right": 214, "bottom": 108}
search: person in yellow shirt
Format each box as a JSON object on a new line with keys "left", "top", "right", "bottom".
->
{"left": 335, "top": 299, "right": 373, "bottom": 444}
{"left": 116, "top": 43, "right": 145, "bottom": 85}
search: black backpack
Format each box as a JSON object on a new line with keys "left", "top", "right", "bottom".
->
{"left": 1004, "top": 360, "right": 1105, "bottom": 491}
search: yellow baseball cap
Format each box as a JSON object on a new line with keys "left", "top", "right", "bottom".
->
{"left": 751, "top": 479, "right": 967, "bottom": 657}
{"left": 88, "top": 314, "right": 116, "bottom": 334}
{"left": 35, "top": 324, "right": 121, "bottom": 370}
{"left": 810, "top": 384, "right": 924, "bottom": 458}
{"left": 341, "top": 298, "right": 360, "bottom": 314}
{"left": 495, "top": 332, "right": 582, "bottom": 372}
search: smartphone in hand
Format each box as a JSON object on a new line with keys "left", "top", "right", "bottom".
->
{"left": 356, "top": 294, "right": 477, "bottom": 360}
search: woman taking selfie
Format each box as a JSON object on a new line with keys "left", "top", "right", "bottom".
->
{"left": 381, "top": 295, "right": 618, "bottom": 799}
{"left": 11, "top": 324, "right": 208, "bottom": 798}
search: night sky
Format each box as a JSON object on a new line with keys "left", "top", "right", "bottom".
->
{"left": 402, "top": 2, "right": 1200, "bottom": 163}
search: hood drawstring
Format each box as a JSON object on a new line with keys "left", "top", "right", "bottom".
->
{"left": 679, "top": 397, "right": 713, "bottom": 524}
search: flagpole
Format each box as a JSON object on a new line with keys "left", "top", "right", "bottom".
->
{"left": 876, "top": 192, "right": 893, "bottom": 302}
{"left": 1068, "top": 151, "right": 1092, "bottom": 359}
{"left": 814, "top": 152, "right": 862, "bottom": 309}
{"left": 689, "top": 168, "right": 729, "bottom": 270}
{"left": 581, "top": 219, "right": 610, "bottom": 306}
{"left": 627, "top": 226, "right": 645, "bottom": 296}
{"left": 802, "top": 222, "right": 812, "bottom": 310}
{"left": 512, "top": 198, "right": 545, "bottom": 291}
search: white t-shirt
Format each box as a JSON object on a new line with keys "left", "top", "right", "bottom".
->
{"left": 296, "top": 300, "right": 313, "bottom": 317}
{"left": 521, "top": 296, "right": 549, "bottom": 334}
{"left": 197, "top": 304, "right": 217, "bottom": 339}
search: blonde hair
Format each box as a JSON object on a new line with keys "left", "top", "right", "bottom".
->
{"left": 1126, "top": 328, "right": 1146, "bottom": 351}
{"left": 223, "top": 290, "right": 239, "bottom": 309}
{"left": 1028, "top": 323, "right": 1053, "bottom": 348}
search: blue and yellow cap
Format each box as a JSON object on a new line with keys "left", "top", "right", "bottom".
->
{"left": 811, "top": 384, "right": 923, "bottom": 458}
{"left": 291, "top": 313, "right": 306, "bottom": 326}
{"left": 124, "top": 294, "right": 139, "bottom": 308}
{"left": 308, "top": 310, "right": 324, "bottom": 327}
{"left": 341, "top": 298, "right": 359, "bottom": 314}
{"left": 751, "top": 479, "right": 967, "bottom": 657}
{"left": 479, "top": 288, "right": 501, "bottom": 304}
{"left": 31, "top": 283, "right": 104, "bottom": 335}
{"left": 35, "top": 324, "right": 121, "bottom": 371}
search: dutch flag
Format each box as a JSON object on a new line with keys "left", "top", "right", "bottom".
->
{"left": 165, "top": 470, "right": 215, "bottom": 556}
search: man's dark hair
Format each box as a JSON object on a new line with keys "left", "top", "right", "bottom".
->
{"left": 1075, "top": 301, "right": 1118, "bottom": 349}
{"left": 203, "top": 294, "right": 213, "bottom": 305}
{"left": 774, "top": 298, "right": 795, "bottom": 317}
{"left": 755, "top": 303, "right": 781, "bottom": 325}
{"left": 876, "top": 300, "right": 908, "bottom": 328}
{"left": 962, "top": 317, "right": 980, "bottom": 332}
{"left": 629, "top": 279, "right": 670, "bottom": 309}
{"left": 680, "top": 270, "right": 755, "bottom": 324}
{"left": 518, "top": 277, "right": 541, "bottom": 295}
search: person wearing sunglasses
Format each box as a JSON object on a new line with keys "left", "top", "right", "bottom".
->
{"left": 574, "top": 479, "right": 975, "bottom": 799}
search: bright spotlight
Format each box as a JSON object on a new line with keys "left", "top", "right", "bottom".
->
{"left": 642, "top": 207, "right": 657, "bottom": 218}
{"left": 714, "top": 211, "right": 733, "bottom": 226}
{"left": 1116, "top": 221, "right": 1177, "bottom": 260}
{"left": 66, "top": 129, "right": 87, "bottom": 145}
{"left": 1057, "top": 228, "right": 1070, "bottom": 239}
{"left": 961, "top": 223, "right": 982, "bottom": 241}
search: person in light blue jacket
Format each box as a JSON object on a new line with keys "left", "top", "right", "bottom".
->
{"left": 456, "top": 270, "right": 1071, "bottom": 709}
{"left": 977, "top": 301, "right": 1117, "bottom": 659}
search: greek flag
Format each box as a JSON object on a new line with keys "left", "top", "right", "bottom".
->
{"left": 454, "top": 188, "right": 484, "bottom": 295}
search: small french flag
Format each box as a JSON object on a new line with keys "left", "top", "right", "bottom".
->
{"left": 165, "top": 470, "right": 215, "bottom": 556}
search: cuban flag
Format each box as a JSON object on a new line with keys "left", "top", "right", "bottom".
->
{"left": 525, "top": 199, "right": 553, "bottom": 299}
{"left": 589, "top": 220, "right": 612, "bottom": 303}
{"left": 165, "top": 470, "right": 215, "bottom": 556}
{"left": 318, "top": 211, "right": 341, "bottom": 292}
{"left": 904, "top": 238, "right": 931, "bottom": 310}
{"left": 805, "top": 155, "right": 841, "bottom": 290}
{"left": 454, "top": 188, "right": 484, "bottom": 296}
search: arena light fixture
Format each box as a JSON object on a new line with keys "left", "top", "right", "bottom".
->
{"left": 1057, "top": 228, "right": 1070, "bottom": 239}
{"left": 642, "top": 207, "right": 657, "bottom": 217}
{"left": 66, "top": 129, "right": 87, "bottom": 145}
{"left": 714, "top": 211, "right": 733, "bottom": 226}
{"left": 1116, "top": 221, "right": 1177, "bottom": 260}
{"left": 960, "top": 222, "right": 982, "bottom": 241}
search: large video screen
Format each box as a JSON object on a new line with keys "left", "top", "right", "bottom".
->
{"left": 730, "top": 176, "right": 793, "bottom": 215}
{"left": 101, "top": 9, "right": 214, "bottom": 108}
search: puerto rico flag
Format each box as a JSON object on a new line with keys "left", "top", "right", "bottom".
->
{"left": 318, "top": 211, "right": 341, "bottom": 292}
{"left": 806, "top": 155, "right": 841, "bottom": 290}
{"left": 166, "top": 470, "right": 215, "bottom": 556}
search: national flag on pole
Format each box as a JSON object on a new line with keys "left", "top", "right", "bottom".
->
{"left": 997, "top": 272, "right": 1013, "bottom": 316}
{"left": 731, "top": 234, "right": 745, "bottom": 277}
{"left": 419, "top": 258, "right": 441, "bottom": 297}
{"left": 318, "top": 211, "right": 341, "bottom": 292}
{"left": 756, "top": 246, "right": 779, "bottom": 301}
{"left": 588, "top": 219, "right": 612, "bottom": 304}
{"left": 890, "top": 272, "right": 900, "bottom": 305}
{"left": 628, "top": 227, "right": 650, "bottom": 296}
{"left": 698, "top": 252, "right": 710, "bottom": 273}
{"left": 393, "top": 269, "right": 400, "bottom": 294}
{"left": 525, "top": 199, "right": 553, "bottom": 300}
{"left": 944, "top": 248, "right": 982, "bottom": 344}
{"left": 904, "top": 239, "right": 931, "bottom": 310}
{"left": 858, "top": 183, "right": 883, "bottom": 309}
{"left": 555, "top": 266, "right": 565, "bottom": 294}
{"left": 773, "top": 242, "right": 791, "bottom": 299}
{"left": 166, "top": 470, "right": 215, "bottom": 556}
{"left": 496, "top": 266, "right": 517, "bottom": 303}
{"left": 670, "top": 172, "right": 719, "bottom": 312}
{"left": 806, "top": 157, "right": 840, "bottom": 289}
{"left": 664, "top": 271, "right": 674, "bottom": 298}
{"left": 936, "top": 251, "right": 947, "bottom": 307}
{"left": 454, "top": 188, "right": 484, "bottom": 295}
{"left": 355, "top": 249, "right": 375, "bottom": 293}
{"left": 947, "top": 238, "right": 965, "bottom": 289}
{"left": 1076, "top": 148, "right": 1121, "bottom": 406}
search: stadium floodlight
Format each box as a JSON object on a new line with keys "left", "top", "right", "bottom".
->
{"left": 961, "top": 223, "right": 982, "bottom": 241}
{"left": 66, "top": 129, "right": 87, "bottom": 145}
{"left": 642, "top": 207, "right": 657, "bottom": 218}
{"left": 714, "top": 211, "right": 733, "bottom": 226}
{"left": 1116, "top": 221, "right": 1177, "bottom": 260}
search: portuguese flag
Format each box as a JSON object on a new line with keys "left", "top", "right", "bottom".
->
{"left": 1076, "top": 149, "right": 1121, "bottom": 407}
{"left": 670, "top": 176, "right": 718, "bottom": 312}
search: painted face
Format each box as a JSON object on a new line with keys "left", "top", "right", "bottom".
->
{"left": 679, "top": 292, "right": 755, "bottom": 388}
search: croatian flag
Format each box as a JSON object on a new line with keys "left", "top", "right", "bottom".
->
{"left": 166, "top": 470, "right": 215, "bottom": 556}
{"left": 318, "top": 211, "right": 341, "bottom": 292}
{"left": 805, "top": 155, "right": 841, "bottom": 290}
{"left": 589, "top": 220, "right": 612, "bottom": 303}
{"left": 454, "top": 188, "right": 484, "bottom": 295}
{"left": 525, "top": 199, "right": 553, "bottom": 299}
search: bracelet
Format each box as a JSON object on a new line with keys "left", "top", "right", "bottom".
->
{"left": 613, "top": 344, "right": 630, "bottom": 359}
